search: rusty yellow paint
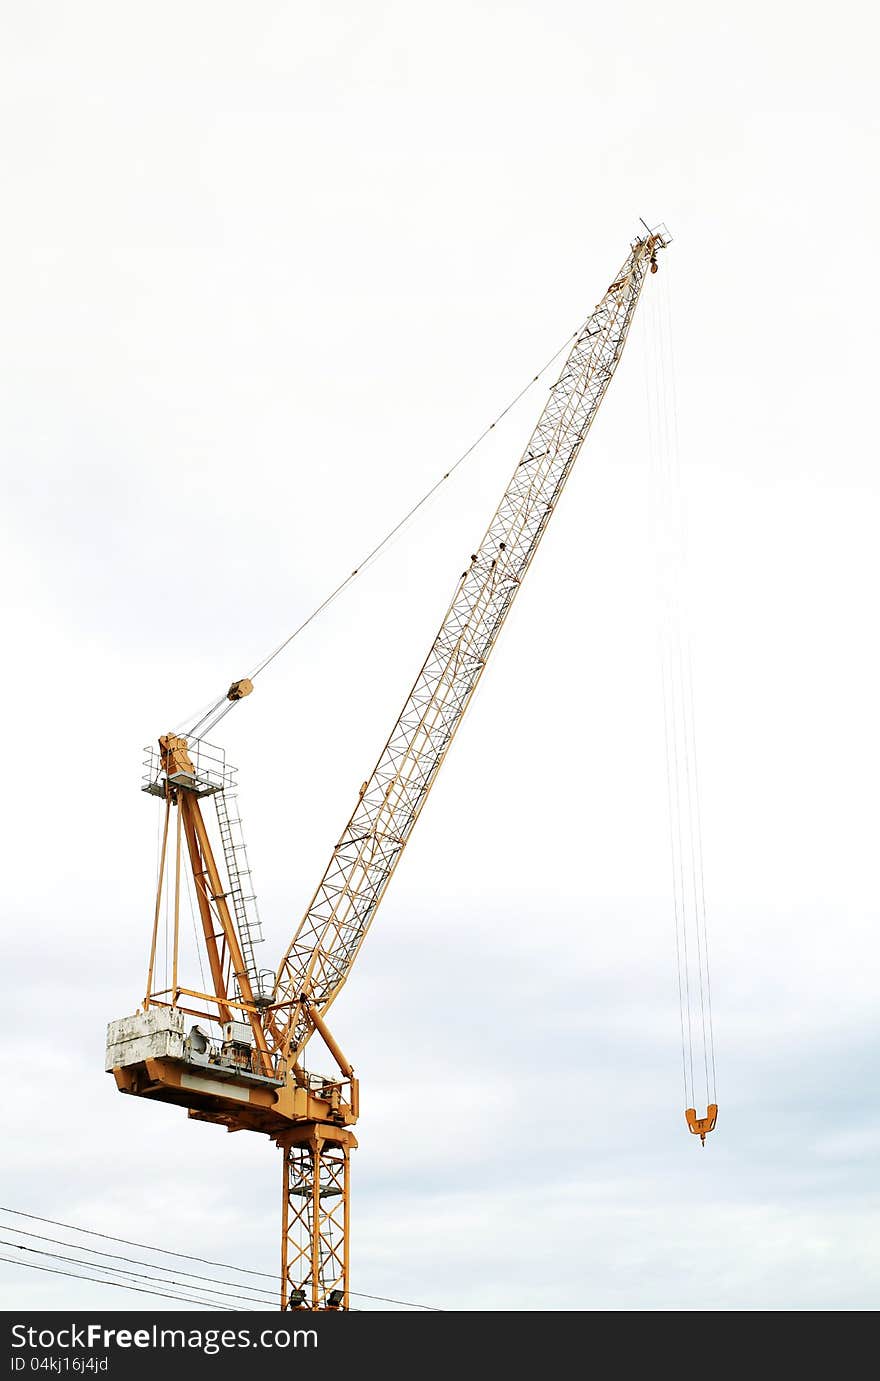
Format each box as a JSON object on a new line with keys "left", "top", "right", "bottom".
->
{"left": 685, "top": 1104, "right": 718, "bottom": 1144}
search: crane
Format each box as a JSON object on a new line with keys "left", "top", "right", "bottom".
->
{"left": 106, "top": 224, "right": 679, "bottom": 1311}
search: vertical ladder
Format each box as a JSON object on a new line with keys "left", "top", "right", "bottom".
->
{"left": 214, "top": 788, "right": 267, "bottom": 1003}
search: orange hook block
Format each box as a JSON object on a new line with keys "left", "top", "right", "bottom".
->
{"left": 685, "top": 1104, "right": 718, "bottom": 1145}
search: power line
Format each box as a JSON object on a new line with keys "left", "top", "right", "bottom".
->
{"left": 0, "top": 1239, "right": 257, "bottom": 1311}
{"left": 0, "top": 1206, "right": 273, "bottom": 1279}
{"left": 0, "top": 1206, "right": 443, "bottom": 1311}
{"left": 0, "top": 1253, "right": 239, "bottom": 1311}
{"left": 343, "top": 1288, "right": 442, "bottom": 1311}
{"left": 0, "top": 1228, "right": 275, "bottom": 1306}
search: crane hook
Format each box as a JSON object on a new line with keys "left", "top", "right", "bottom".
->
{"left": 685, "top": 1104, "right": 718, "bottom": 1145}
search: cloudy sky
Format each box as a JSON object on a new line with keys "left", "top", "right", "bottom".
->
{"left": 1, "top": 1, "right": 878, "bottom": 1313}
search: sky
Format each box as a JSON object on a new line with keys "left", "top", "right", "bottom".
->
{"left": 1, "top": 0, "right": 878, "bottom": 1314}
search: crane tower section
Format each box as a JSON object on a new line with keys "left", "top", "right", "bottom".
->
{"left": 272, "top": 227, "right": 670, "bottom": 1066}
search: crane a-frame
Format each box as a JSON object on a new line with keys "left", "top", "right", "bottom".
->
{"left": 106, "top": 225, "right": 676, "bottom": 1311}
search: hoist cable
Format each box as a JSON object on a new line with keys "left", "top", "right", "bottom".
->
{"left": 687, "top": 641, "right": 717, "bottom": 1103}
{"left": 646, "top": 292, "right": 690, "bottom": 1107}
{"left": 658, "top": 287, "right": 710, "bottom": 1108}
{"left": 648, "top": 285, "right": 693, "bottom": 1101}
{"left": 659, "top": 642, "right": 691, "bottom": 1107}
{"left": 644, "top": 265, "right": 718, "bottom": 1118}
{"left": 658, "top": 268, "right": 716, "bottom": 1108}
{"left": 669, "top": 636, "right": 697, "bottom": 1106}
{"left": 654, "top": 281, "right": 702, "bottom": 1108}
{"left": 656, "top": 284, "right": 699, "bottom": 1109}
{"left": 661, "top": 263, "right": 717, "bottom": 1104}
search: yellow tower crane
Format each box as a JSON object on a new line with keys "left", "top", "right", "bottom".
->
{"left": 106, "top": 224, "right": 688, "bottom": 1312}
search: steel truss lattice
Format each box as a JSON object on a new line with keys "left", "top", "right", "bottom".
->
{"left": 281, "top": 1129, "right": 352, "bottom": 1311}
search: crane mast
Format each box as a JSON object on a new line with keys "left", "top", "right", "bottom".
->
{"left": 106, "top": 226, "right": 670, "bottom": 1313}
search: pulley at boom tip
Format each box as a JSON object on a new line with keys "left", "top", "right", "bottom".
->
{"left": 636, "top": 219, "right": 672, "bottom": 273}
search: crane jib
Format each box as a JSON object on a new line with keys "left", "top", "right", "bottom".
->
{"left": 271, "top": 231, "right": 667, "bottom": 1063}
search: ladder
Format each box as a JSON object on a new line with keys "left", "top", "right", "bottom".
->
{"left": 214, "top": 788, "right": 268, "bottom": 1003}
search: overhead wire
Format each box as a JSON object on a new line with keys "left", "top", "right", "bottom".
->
{"left": 0, "top": 1206, "right": 443, "bottom": 1311}
{"left": 0, "top": 1225, "right": 277, "bottom": 1306}
{"left": 0, "top": 1238, "right": 259, "bottom": 1311}
{"left": 0, "top": 1253, "right": 245, "bottom": 1311}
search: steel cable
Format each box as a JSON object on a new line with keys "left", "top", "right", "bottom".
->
{"left": 181, "top": 327, "right": 583, "bottom": 741}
